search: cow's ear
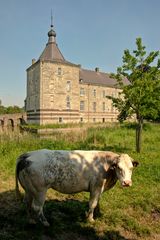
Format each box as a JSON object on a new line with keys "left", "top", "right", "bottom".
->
{"left": 132, "top": 161, "right": 139, "bottom": 167}
{"left": 110, "top": 162, "right": 117, "bottom": 170}
{"left": 110, "top": 156, "right": 119, "bottom": 170}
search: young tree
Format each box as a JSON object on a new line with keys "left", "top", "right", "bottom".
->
{"left": 109, "top": 38, "right": 160, "bottom": 153}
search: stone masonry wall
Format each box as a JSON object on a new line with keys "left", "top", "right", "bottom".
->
{"left": 39, "top": 61, "right": 80, "bottom": 124}
{"left": 79, "top": 83, "right": 120, "bottom": 123}
{"left": 26, "top": 61, "right": 120, "bottom": 125}
{"left": 26, "top": 62, "right": 41, "bottom": 124}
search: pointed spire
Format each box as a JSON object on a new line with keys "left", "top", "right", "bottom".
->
{"left": 51, "top": 9, "right": 53, "bottom": 28}
{"left": 48, "top": 10, "right": 56, "bottom": 43}
{"left": 39, "top": 13, "right": 65, "bottom": 62}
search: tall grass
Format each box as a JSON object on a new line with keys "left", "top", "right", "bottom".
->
{"left": 0, "top": 123, "right": 160, "bottom": 239}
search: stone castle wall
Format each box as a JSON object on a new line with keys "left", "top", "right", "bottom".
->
{"left": 26, "top": 61, "right": 120, "bottom": 125}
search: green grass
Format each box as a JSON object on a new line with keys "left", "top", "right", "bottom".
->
{"left": 0, "top": 123, "right": 160, "bottom": 239}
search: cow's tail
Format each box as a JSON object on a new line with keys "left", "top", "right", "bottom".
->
{"left": 15, "top": 157, "right": 22, "bottom": 201}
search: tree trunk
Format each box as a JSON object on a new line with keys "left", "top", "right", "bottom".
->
{"left": 136, "top": 116, "right": 143, "bottom": 153}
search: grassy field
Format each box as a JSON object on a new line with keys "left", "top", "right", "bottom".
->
{"left": 0, "top": 123, "right": 160, "bottom": 240}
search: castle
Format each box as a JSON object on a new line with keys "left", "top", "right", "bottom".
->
{"left": 26, "top": 23, "right": 127, "bottom": 125}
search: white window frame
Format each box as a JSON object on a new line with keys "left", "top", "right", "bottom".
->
{"left": 66, "top": 96, "right": 71, "bottom": 109}
{"left": 80, "top": 87, "right": 85, "bottom": 96}
{"left": 93, "top": 89, "right": 96, "bottom": 97}
{"left": 80, "top": 101, "right": 85, "bottom": 111}
{"left": 58, "top": 67, "right": 62, "bottom": 76}
{"left": 66, "top": 81, "right": 71, "bottom": 92}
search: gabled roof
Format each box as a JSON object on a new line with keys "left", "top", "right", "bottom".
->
{"left": 79, "top": 69, "right": 129, "bottom": 88}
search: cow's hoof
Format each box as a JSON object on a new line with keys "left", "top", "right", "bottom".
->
{"left": 42, "top": 221, "right": 50, "bottom": 227}
{"left": 85, "top": 211, "right": 95, "bottom": 223}
{"left": 87, "top": 217, "right": 95, "bottom": 223}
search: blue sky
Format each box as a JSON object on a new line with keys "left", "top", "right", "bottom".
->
{"left": 0, "top": 0, "right": 160, "bottom": 106}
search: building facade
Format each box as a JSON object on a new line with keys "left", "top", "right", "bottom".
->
{"left": 26, "top": 24, "right": 126, "bottom": 125}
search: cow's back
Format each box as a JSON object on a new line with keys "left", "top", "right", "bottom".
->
{"left": 19, "top": 150, "right": 102, "bottom": 194}
{"left": 43, "top": 150, "right": 102, "bottom": 193}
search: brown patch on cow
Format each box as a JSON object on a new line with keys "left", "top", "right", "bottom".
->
{"left": 104, "top": 168, "right": 118, "bottom": 190}
{"left": 98, "top": 151, "right": 119, "bottom": 164}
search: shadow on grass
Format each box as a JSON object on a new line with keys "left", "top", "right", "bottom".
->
{"left": 0, "top": 190, "right": 133, "bottom": 240}
{"left": 78, "top": 142, "right": 131, "bottom": 153}
{"left": 102, "top": 144, "right": 131, "bottom": 153}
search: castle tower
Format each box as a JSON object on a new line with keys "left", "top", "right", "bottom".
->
{"left": 26, "top": 23, "right": 80, "bottom": 124}
{"left": 26, "top": 18, "right": 124, "bottom": 125}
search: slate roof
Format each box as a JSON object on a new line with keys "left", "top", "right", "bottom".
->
{"left": 39, "top": 41, "right": 65, "bottom": 62}
{"left": 79, "top": 69, "right": 129, "bottom": 88}
{"left": 39, "top": 26, "right": 78, "bottom": 67}
{"left": 37, "top": 26, "right": 129, "bottom": 88}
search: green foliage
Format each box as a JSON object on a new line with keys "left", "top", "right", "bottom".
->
{"left": 0, "top": 104, "right": 24, "bottom": 114}
{"left": 109, "top": 37, "right": 160, "bottom": 121}
{"left": 108, "top": 38, "right": 160, "bottom": 152}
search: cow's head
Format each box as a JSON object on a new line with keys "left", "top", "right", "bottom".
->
{"left": 111, "top": 154, "right": 139, "bottom": 187}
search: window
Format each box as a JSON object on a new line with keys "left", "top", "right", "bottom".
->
{"left": 103, "top": 90, "right": 106, "bottom": 98}
{"left": 80, "top": 117, "right": 83, "bottom": 122}
{"left": 93, "top": 118, "right": 96, "bottom": 122}
{"left": 80, "top": 87, "right": 85, "bottom": 96}
{"left": 93, "top": 102, "right": 96, "bottom": 112}
{"left": 50, "top": 95, "right": 54, "bottom": 102}
{"left": 66, "top": 96, "right": 71, "bottom": 109}
{"left": 80, "top": 101, "right": 85, "bottom": 111}
{"left": 66, "top": 81, "right": 71, "bottom": 92}
{"left": 58, "top": 67, "right": 62, "bottom": 76}
{"left": 59, "top": 117, "right": 63, "bottom": 123}
{"left": 93, "top": 89, "right": 96, "bottom": 97}
{"left": 102, "top": 102, "right": 105, "bottom": 112}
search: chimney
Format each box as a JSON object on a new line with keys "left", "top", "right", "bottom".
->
{"left": 95, "top": 67, "right": 99, "bottom": 72}
{"left": 32, "top": 59, "right": 36, "bottom": 65}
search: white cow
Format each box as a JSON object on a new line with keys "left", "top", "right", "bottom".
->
{"left": 15, "top": 149, "right": 138, "bottom": 226}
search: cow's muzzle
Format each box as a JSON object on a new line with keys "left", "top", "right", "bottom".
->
{"left": 122, "top": 180, "right": 132, "bottom": 187}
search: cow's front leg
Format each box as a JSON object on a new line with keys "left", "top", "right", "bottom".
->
{"left": 87, "top": 188, "right": 101, "bottom": 222}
